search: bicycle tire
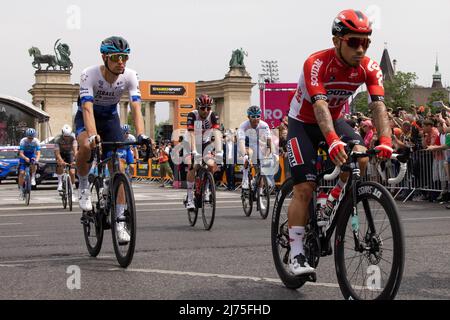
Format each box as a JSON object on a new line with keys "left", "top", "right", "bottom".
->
{"left": 271, "top": 178, "right": 307, "bottom": 289}
{"left": 61, "top": 175, "right": 67, "bottom": 209}
{"left": 110, "top": 173, "right": 137, "bottom": 268}
{"left": 257, "top": 174, "right": 271, "bottom": 220}
{"left": 24, "top": 174, "right": 31, "bottom": 206}
{"left": 241, "top": 172, "right": 253, "bottom": 217}
{"left": 187, "top": 202, "right": 198, "bottom": 227}
{"left": 82, "top": 177, "right": 104, "bottom": 257}
{"left": 68, "top": 177, "right": 73, "bottom": 212}
{"left": 201, "top": 171, "right": 216, "bottom": 230}
{"left": 334, "top": 181, "right": 405, "bottom": 300}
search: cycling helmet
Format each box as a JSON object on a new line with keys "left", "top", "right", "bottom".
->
{"left": 196, "top": 94, "right": 214, "bottom": 107}
{"left": 25, "top": 128, "right": 36, "bottom": 138}
{"left": 332, "top": 9, "right": 372, "bottom": 37}
{"left": 100, "top": 36, "right": 131, "bottom": 54}
{"left": 247, "top": 105, "right": 262, "bottom": 117}
{"left": 122, "top": 124, "right": 131, "bottom": 134}
{"left": 62, "top": 124, "right": 72, "bottom": 136}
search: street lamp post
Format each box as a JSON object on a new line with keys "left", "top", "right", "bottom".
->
{"left": 261, "top": 60, "right": 280, "bottom": 83}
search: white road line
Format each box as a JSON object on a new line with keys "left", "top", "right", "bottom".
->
{"left": 0, "top": 223, "right": 22, "bottom": 226}
{"left": 0, "top": 264, "right": 25, "bottom": 268}
{"left": 109, "top": 267, "right": 344, "bottom": 289}
{"left": 0, "top": 235, "right": 39, "bottom": 238}
{"left": 0, "top": 255, "right": 113, "bottom": 265}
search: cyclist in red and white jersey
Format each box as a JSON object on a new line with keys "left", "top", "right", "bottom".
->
{"left": 185, "top": 94, "right": 223, "bottom": 210}
{"left": 286, "top": 9, "right": 393, "bottom": 275}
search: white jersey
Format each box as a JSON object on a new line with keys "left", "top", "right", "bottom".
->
{"left": 79, "top": 66, "right": 141, "bottom": 114}
{"left": 124, "top": 133, "right": 136, "bottom": 144}
{"left": 237, "top": 120, "right": 272, "bottom": 155}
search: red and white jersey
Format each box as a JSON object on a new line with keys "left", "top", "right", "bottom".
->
{"left": 289, "top": 48, "right": 384, "bottom": 124}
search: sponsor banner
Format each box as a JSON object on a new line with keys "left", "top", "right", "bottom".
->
{"left": 150, "top": 85, "right": 186, "bottom": 96}
{"left": 260, "top": 83, "right": 297, "bottom": 129}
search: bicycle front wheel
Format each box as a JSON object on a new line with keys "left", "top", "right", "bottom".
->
{"left": 68, "top": 178, "right": 73, "bottom": 212}
{"left": 24, "top": 176, "right": 31, "bottom": 206}
{"left": 201, "top": 171, "right": 216, "bottom": 230}
{"left": 257, "top": 175, "right": 270, "bottom": 219}
{"left": 61, "top": 176, "right": 67, "bottom": 209}
{"left": 334, "top": 181, "right": 405, "bottom": 300}
{"left": 83, "top": 177, "right": 104, "bottom": 257}
{"left": 271, "top": 178, "right": 307, "bottom": 289}
{"left": 241, "top": 173, "right": 253, "bottom": 217}
{"left": 111, "top": 173, "right": 137, "bottom": 268}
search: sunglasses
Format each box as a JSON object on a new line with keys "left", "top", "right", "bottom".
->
{"left": 107, "top": 54, "right": 129, "bottom": 62}
{"left": 340, "top": 37, "right": 371, "bottom": 50}
{"left": 249, "top": 115, "right": 261, "bottom": 119}
{"left": 199, "top": 106, "right": 212, "bottom": 111}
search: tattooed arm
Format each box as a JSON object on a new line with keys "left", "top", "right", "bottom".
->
{"left": 369, "top": 101, "right": 391, "bottom": 139}
{"left": 313, "top": 100, "right": 336, "bottom": 137}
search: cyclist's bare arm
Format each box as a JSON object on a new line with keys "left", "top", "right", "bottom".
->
{"left": 213, "top": 128, "right": 223, "bottom": 153}
{"left": 54, "top": 149, "right": 64, "bottom": 164}
{"left": 129, "top": 101, "right": 145, "bottom": 136}
{"left": 369, "top": 101, "right": 391, "bottom": 139}
{"left": 82, "top": 101, "right": 97, "bottom": 138}
{"left": 35, "top": 150, "right": 41, "bottom": 162}
{"left": 189, "top": 131, "right": 197, "bottom": 154}
{"left": 19, "top": 151, "right": 28, "bottom": 162}
{"left": 313, "top": 100, "right": 346, "bottom": 165}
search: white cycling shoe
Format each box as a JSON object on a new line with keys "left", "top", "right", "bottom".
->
{"left": 289, "top": 254, "right": 316, "bottom": 276}
{"left": 117, "top": 222, "right": 130, "bottom": 244}
{"left": 186, "top": 198, "right": 196, "bottom": 210}
{"left": 78, "top": 189, "right": 92, "bottom": 211}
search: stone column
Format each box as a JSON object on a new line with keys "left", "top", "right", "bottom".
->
{"left": 120, "top": 102, "right": 128, "bottom": 123}
{"left": 149, "top": 102, "right": 156, "bottom": 140}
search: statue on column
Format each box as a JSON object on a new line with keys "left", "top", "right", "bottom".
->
{"left": 229, "top": 48, "right": 248, "bottom": 68}
{"left": 28, "top": 39, "right": 73, "bottom": 71}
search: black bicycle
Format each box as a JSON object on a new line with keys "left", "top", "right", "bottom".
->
{"left": 60, "top": 163, "right": 74, "bottom": 211}
{"left": 19, "top": 162, "right": 33, "bottom": 206}
{"left": 272, "top": 141, "right": 407, "bottom": 300}
{"left": 241, "top": 159, "right": 271, "bottom": 219}
{"left": 81, "top": 139, "right": 151, "bottom": 268}
{"left": 184, "top": 154, "right": 216, "bottom": 230}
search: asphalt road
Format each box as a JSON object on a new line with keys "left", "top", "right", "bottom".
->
{"left": 0, "top": 180, "right": 449, "bottom": 300}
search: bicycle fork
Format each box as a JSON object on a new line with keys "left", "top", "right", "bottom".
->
{"left": 350, "top": 169, "right": 364, "bottom": 252}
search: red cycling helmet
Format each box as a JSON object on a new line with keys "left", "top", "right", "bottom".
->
{"left": 196, "top": 94, "right": 214, "bottom": 107}
{"left": 332, "top": 9, "right": 372, "bottom": 37}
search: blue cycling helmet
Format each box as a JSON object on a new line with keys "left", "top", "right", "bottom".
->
{"left": 100, "top": 36, "right": 131, "bottom": 54}
{"left": 122, "top": 124, "right": 131, "bottom": 134}
{"left": 247, "top": 105, "right": 262, "bottom": 117}
{"left": 25, "top": 128, "right": 36, "bottom": 138}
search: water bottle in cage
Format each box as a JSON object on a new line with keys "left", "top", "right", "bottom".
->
{"left": 316, "top": 191, "right": 328, "bottom": 227}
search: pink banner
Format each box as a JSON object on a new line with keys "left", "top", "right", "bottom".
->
{"left": 260, "top": 83, "right": 297, "bottom": 129}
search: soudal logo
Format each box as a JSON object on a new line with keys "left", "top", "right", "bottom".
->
{"left": 327, "top": 89, "right": 353, "bottom": 96}
{"left": 287, "top": 138, "right": 303, "bottom": 167}
{"left": 310, "top": 59, "right": 323, "bottom": 87}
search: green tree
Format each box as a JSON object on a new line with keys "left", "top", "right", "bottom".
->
{"left": 155, "top": 120, "right": 170, "bottom": 141}
{"left": 351, "top": 91, "right": 369, "bottom": 114}
{"left": 384, "top": 71, "right": 418, "bottom": 111}
{"left": 427, "top": 90, "right": 450, "bottom": 113}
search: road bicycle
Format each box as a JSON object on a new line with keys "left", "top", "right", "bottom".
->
{"left": 241, "top": 159, "right": 271, "bottom": 219}
{"left": 81, "top": 139, "right": 151, "bottom": 268}
{"left": 184, "top": 154, "right": 216, "bottom": 231}
{"left": 271, "top": 141, "right": 408, "bottom": 300}
{"left": 60, "top": 163, "right": 74, "bottom": 211}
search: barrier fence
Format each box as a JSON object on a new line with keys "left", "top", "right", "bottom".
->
{"left": 132, "top": 150, "right": 447, "bottom": 201}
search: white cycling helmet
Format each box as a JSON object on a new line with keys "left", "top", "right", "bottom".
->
{"left": 62, "top": 124, "right": 72, "bottom": 136}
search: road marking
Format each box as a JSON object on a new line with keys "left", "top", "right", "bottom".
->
{"left": 0, "top": 255, "right": 113, "bottom": 265}
{"left": 108, "top": 267, "right": 347, "bottom": 289}
{"left": 0, "top": 264, "right": 25, "bottom": 268}
{"left": 0, "top": 235, "right": 39, "bottom": 238}
{"left": 0, "top": 223, "right": 22, "bottom": 226}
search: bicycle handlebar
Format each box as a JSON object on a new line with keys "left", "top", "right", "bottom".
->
{"left": 88, "top": 139, "right": 154, "bottom": 164}
{"left": 324, "top": 150, "right": 409, "bottom": 185}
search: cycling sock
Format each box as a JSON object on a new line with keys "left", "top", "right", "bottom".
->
{"left": 289, "top": 226, "right": 305, "bottom": 258}
{"left": 187, "top": 182, "right": 194, "bottom": 200}
{"left": 116, "top": 204, "right": 126, "bottom": 218}
{"left": 57, "top": 175, "right": 62, "bottom": 183}
{"left": 242, "top": 168, "right": 249, "bottom": 186}
{"left": 78, "top": 175, "right": 89, "bottom": 190}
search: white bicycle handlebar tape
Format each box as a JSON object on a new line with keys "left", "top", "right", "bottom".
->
{"left": 324, "top": 153, "right": 407, "bottom": 184}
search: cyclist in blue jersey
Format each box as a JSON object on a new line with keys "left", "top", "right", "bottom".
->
{"left": 18, "top": 128, "right": 41, "bottom": 194}
{"left": 75, "top": 36, "right": 150, "bottom": 244}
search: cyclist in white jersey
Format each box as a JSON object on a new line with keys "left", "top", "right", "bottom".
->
{"left": 238, "top": 106, "right": 273, "bottom": 189}
{"left": 75, "top": 36, "right": 150, "bottom": 244}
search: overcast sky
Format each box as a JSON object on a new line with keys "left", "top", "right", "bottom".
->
{"left": 1, "top": 0, "right": 449, "bottom": 123}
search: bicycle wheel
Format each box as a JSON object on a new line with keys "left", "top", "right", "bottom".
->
{"left": 67, "top": 177, "right": 73, "bottom": 212}
{"left": 257, "top": 174, "right": 271, "bottom": 219}
{"left": 24, "top": 174, "right": 31, "bottom": 206}
{"left": 271, "top": 178, "right": 307, "bottom": 289}
{"left": 334, "top": 181, "right": 405, "bottom": 300}
{"left": 186, "top": 195, "right": 198, "bottom": 226}
{"left": 201, "top": 171, "right": 216, "bottom": 230}
{"left": 241, "top": 173, "right": 253, "bottom": 217}
{"left": 61, "top": 175, "right": 67, "bottom": 209}
{"left": 110, "top": 173, "right": 136, "bottom": 268}
{"left": 82, "top": 177, "right": 104, "bottom": 257}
